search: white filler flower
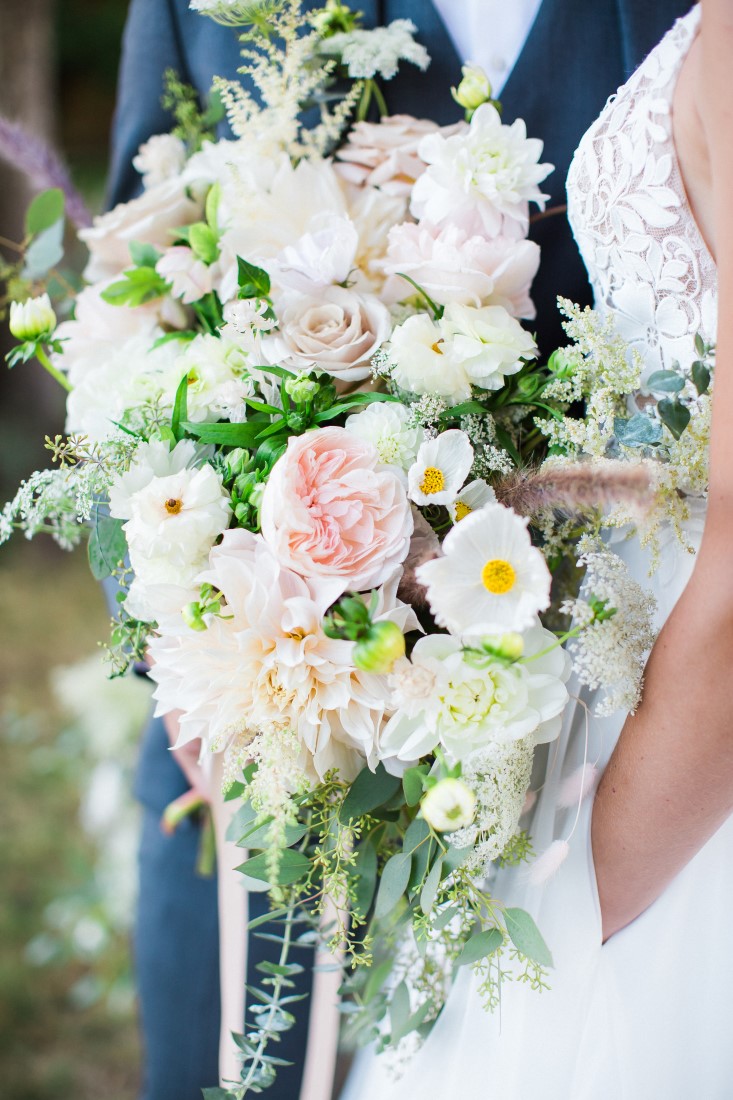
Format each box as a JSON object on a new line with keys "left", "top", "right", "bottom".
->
{"left": 408, "top": 430, "right": 473, "bottom": 506}
{"left": 416, "top": 501, "right": 551, "bottom": 636}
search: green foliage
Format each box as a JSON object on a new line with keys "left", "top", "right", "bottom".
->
{"left": 101, "top": 265, "right": 170, "bottom": 308}
{"left": 161, "top": 69, "right": 224, "bottom": 151}
{"left": 339, "top": 763, "right": 401, "bottom": 822}
{"left": 455, "top": 927, "right": 504, "bottom": 968}
{"left": 504, "top": 907, "right": 553, "bottom": 967}
{"left": 26, "top": 189, "right": 65, "bottom": 236}
{"left": 87, "top": 511, "right": 127, "bottom": 581}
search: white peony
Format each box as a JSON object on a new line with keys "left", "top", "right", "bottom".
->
{"left": 133, "top": 134, "right": 187, "bottom": 189}
{"left": 411, "top": 103, "right": 552, "bottom": 238}
{"left": 387, "top": 313, "right": 471, "bottom": 406}
{"left": 415, "top": 502, "right": 552, "bottom": 637}
{"left": 380, "top": 624, "right": 569, "bottom": 769}
{"left": 148, "top": 530, "right": 420, "bottom": 779}
{"left": 269, "top": 212, "right": 359, "bottom": 293}
{"left": 345, "top": 401, "right": 425, "bottom": 473}
{"left": 442, "top": 302, "right": 538, "bottom": 390}
{"left": 407, "top": 430, "right": 474, "bottom": 507}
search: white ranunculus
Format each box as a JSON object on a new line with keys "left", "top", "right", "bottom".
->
{"left": 261, "top": 287, "right": 391, "bottom": 382}
{"left": 411, "top": 103, "right": 553, "bottom": 238}
{"left": 384, "top": 222, "right": 540, "bottom": 318}
{"left": 407, "top": 430, "right": 474, "bottom": 507}
{"left": 387, "top": 313, "right": 471, "bottom": 405}
{"left": 269, "top": 212, "right": 359, "bottom": 293}
{"left": 415, "top": 502, "right": 552, "bottom": 637}
{"left": 133, "top": 134, "right": 187, "bottom": 189}
{"left": 442, "top": 302, "right": 538, "bottom": 390}
{"left": 345, "top": 401, "right": 425, "bottom": 473}
{"left": 421, "top": 778, "right": 477, "bottom": 832}
{"left": 79, "top": 178, "right": 201, "bottom": 283}
{"left": 380, "top": 625, "right": 569, "bottom": 768}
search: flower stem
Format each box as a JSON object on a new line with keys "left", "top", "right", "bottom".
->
{"left": 36, "top": 345, "right": 71, "bottom": 392}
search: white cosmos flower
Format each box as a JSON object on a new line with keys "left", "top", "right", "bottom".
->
{"left": 388, "top": 313, "right": 471, "bottom": 405}
{"left": 408, "top": 430, "right": 473, "bottom": 507}
{"left": 345, "top": 401, "right": 425, "bottom": 473}
{"left": 380, "top": 624, "right": 569, "bottom": 769}
{"left": 442, "top": 303, "right": 538, "bottom": 390}
{"left": 109, "top": 439, "right": 201, "bottom": 520}
{"left": 411, "top": 102, "right": 552, "bottom": 238}
{"left": 448, "top": 478, "right": 496, "bottom": 523}
{"left": 415, "top": 502, "right": 551, "bottom": 636}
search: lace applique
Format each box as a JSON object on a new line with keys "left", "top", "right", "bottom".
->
{"left": 567, "top": 7, "right": 717, "bottom": 383}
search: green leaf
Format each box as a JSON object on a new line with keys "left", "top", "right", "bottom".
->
{"left": 202, "top": 1089, "right": 235, "bottom": 1100}
{"left": 237, "top": 256, "right": 271, "bottom": 298}
{"left": 151, "top": 330, "right": 197, "bottom": 351}
{"left": 189, "top": 222, "right": 220, "bottom": 264}
{"left": 181, "top": 420, "right": 264, "bottom": 447}
{"left": 402, "top": 765, "right": 430, "bottom": 807}
{"left": 504, "top": 907, "right": 553, "bottom": 967}
{"left": 455, "top": 927, "right": 504, "bottom": 968}
{"left": 420, "top": 856, "right": 444, "bottom": 915}
{"left": 362, "top": 958, "right": 394, "bottom": 1003}
{"left": 374, "top": 851, "right": 411, "bottom": 920}
{"left": 101, "top": 265, "right": 170, "bottom": 307}
{"left": 657, "top": 397, "right": 691, "bottom": 441}
{"left": 432, "top": 904, "right": 461, "bottom": 931}
{"left": 87, "top": 513, "right": 127, "bottom": 580}
{"left": 26, "top": 188, "right": 64, "bottom": 236}
{"left": 614, "top": 413, "right": 663, "bottom": 448}
{"left": 237, "top": 849, "right": 311, "bottom": 887}
{"left": 692, "top": 360, "right": 711, "bottom": 396}
{"left": 388, "top": 980, "right": 411, "bottom": 1043}
{"left": 351, "top": 831, "right": 380, "bottom": 919}
{"left": 440, "top": 400, "right": 488, "bottom": 420}
{"left": 129, "top": 240, "right": 162, "bottom": 268}
{"left": 237, "top": 817, "right": 307, "bottom": 850}
{"left": 171, "top": 372, "right": 189, "bottom": 441}
{"left": 23, "top": 219, "right": 64, "bottom": 279}
{"left": 205, "top": 182, "right": 222, "bottom": 231}
{"left": 403, "top": 816, "right": 430, "bottom": 853}
{"left": 339, "top": 763, "right": 401, "bottom": 823}
{"left": 646, "top": 369, "right": 684, "bottom": 394}
{"left": 694, "top": 332, "right": 706, "bottom": 358}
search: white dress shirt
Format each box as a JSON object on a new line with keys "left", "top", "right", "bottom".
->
{"left": 431, "top": 0, "right": 543, "bottom": 96}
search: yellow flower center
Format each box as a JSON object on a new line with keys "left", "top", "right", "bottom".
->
{"left": 419, "top": 466, "right": 445, "bottom": 495}
{"left": 431, "top": 340, "right": 444, "bottom": 355}
{"left": 454, "top": 501, "right": 472, "bottom": 522}
{"left": 165, "top": 498, "right": 183, "bottom": 515}
{"left": 481, "top": 558, "right": 516, "bottom": 595}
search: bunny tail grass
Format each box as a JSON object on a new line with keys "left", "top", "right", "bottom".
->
{"left": 557, "top": 763, "right": 600, "bottom": 809}
{"left": 529, "top": 839, "right": 570, "bottom": 885}
{"left": 0, "top": 115, "right": 92, "bottom": 230}
{"left": 494, "top": 459, "right": 655, "bottom": 519}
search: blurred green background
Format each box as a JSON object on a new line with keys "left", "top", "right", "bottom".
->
{"left": 0, "top": 2, "right": 151, "bottom": 1096}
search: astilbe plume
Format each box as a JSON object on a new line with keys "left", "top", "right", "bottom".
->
{"left": 0, "top": 115, "right": 92, "bottom": 230}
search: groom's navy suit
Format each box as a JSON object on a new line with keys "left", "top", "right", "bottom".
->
{"left": 109, "top": 2, "right": 692, "bottom": 1097}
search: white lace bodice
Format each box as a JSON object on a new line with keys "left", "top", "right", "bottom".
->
{"left": 567, "top": 6, "right": 717, "bottom": 382}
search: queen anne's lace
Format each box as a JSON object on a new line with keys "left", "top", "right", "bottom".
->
{"left": 567, "top": 7, "right": 717, "bottom": 386}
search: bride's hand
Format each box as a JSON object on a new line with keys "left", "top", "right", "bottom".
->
{"left": 162, "top": 710, "right": 210, "bottom": 801}
{"left": 592, "top": 0, "right": 733, "bottom": 942}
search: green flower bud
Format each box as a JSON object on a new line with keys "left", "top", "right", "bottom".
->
{"left": 182, "top": 602, "right": 208, "bottom": 632}
{"left": 451, "top": 64, "right": 493, "bottom": 114}
{"left": 421, "top": 778, "right": 477, "bottom": 833}
{"left": 547, "top": 349, "right": 575, "bottom": 380}
{"left": 224, "top": 447, "right": 249, "bottom": 480}
{"left": 9, "top": 293, "right": 56, "bottom": 341}
{"left": 352, "top": 621, "right": 406, "bottom": 674}
{"left": 284, "top": 373, "right": 320, "bottom": 404}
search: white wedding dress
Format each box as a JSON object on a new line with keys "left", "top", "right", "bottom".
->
{"left": 342, "top": 8, "right": 729, "bottom": 1098}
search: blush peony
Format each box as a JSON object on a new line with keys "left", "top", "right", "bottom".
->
{"left": 260, "top": 426, "right": 413, "bottom": 592}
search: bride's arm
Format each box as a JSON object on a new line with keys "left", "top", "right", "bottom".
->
{"left": 591, "top": 0, "right": 733, "bottom": 941}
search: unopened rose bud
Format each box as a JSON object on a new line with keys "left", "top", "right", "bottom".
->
{"left": 421, "top": 778, "right": 477, "bottom": 833}
{"left": 352, "top": 621, "right": 406, "bottom": 675}
{"left": 451, "top": 64, "right": 493, "bottom": 115}
{"left": 9, "top": 293, "right": 57, "bottom": 341}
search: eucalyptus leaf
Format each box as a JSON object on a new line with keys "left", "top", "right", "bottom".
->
{"left": 339, "top": 763, "right": 401, "bottom": 822}
{"left": 237, "top": 849, "right": 311, "bottom": 887}
{"left": 23, "top": 219, "right": 64, "bottom": 279}
{"left": 374, "top": 851, "right": 411, "bottom": 920}
{"left": 657, "top": 397, "right": 691, "bottom": 441}
{"left": 455, "top": 927, "right": 504, "bottom": 968}
{"left": 646, "top": 369, "right": 684, "bottom": 394}
{"left": 420, "top": 856, "right": 444, "bottom": 915}
{"left": 614, "top": 413, "right": 663, "bottom": 448}
{"left": 87, "top": 513, "right": 127, "bottom": 580}
{"left": 388, "top": 980, "right": 411, "bottom": 1043}
{"left": 26, "top": 188, "right": 64, "bottom": 236}
{"left": 691, "top": 360, "right": 711, "bottom": 396}
{"left": 402, "top": 764, "right": 429, "bottom": 807}
{"left": 351, "top": 833, "right": 379, "bottom": 919}
{"left": 403, "top": 816, "right": 430, "bottom": 853}
{"left": 504, "top": 907, "right": 553, "bottom": 967}
{"left": 694, "top": 332, "right": 706, "bottom": 357}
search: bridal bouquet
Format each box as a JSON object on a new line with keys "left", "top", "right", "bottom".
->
{"left": 0, "top": 0, "right": 654, "bottom": 1090}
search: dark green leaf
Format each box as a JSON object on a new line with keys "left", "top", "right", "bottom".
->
{"left": 87, "top": 513, "right": 127, "bottom": 580}
{"left": 23, "top": 219, "right": 64, "bottom": 279}
{"left": 504, "top": 907, "right": 553, "bottom": 967}
{"left": 403, "top": 816, "right": 430, "bottom": 853}
{"left": 646, "top": 369, "right": 684, "bottom": 394}
{"left": 237, "top": 849, "right": 311, "bottom": 887}
{"left": 26, "top": 189, "right": 64, "bottom": 236}
{"left": 692, "top": 360, "right": 711, "bottom": 396}
{"left": 171, "top": 372, "right": 190, "bottom": 441}
{"left": 441, "top": 400, "right": 490, "bottom": 420}
{"left": 351, "top": 832, "right": 379, "bottom": 919}
{"left": 202, "top": 1089, "right": 235, "bottom": 1100}
{"left": 181, "top": 420, "right": 263, "bottom": 447}
{"left": 339, "top": 763, "right": 401, "bottom": 823}
{"left": 614, "top": 413, "right": 663, "bottom": 448}
{"left": 237, "top": 256, "right": 271, "bottom": 297}
{"left": 455, "top": 927, "right": 504, "bottom": 968}
{"left": 374, "top": 852, "right": 411, "bottom": 919}
{"left": 694, "top": 332, "right": 706, "bottom": 358}
{"left": 402, "top": 765, "right": 430, "bottom": 807}
{"left": 657, "top": 397, "right": 691, "bottom": 441}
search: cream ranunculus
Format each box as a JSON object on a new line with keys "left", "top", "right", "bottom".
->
{"left": 261, "top": 287, "right": 392, "bottom": 382}
{"left": 260, "top": 426, "right": 413, "bottom": 592}
{"left": 387, "top": 313, "right": 471, "bottom": 406}
{"left": 415, "top": 502, "right": 552, "bottom": 637}
{"left": 383, "top": 222, "right": 540, "bottom": 318}
{"left": 442, "top": 303, "right": 538, "bottom": 390}
{"left": 79, "top": 178, "right": 201, "bottom": 283}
